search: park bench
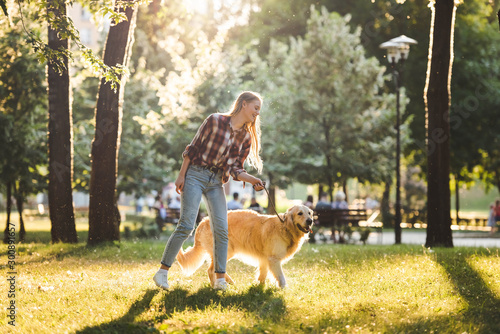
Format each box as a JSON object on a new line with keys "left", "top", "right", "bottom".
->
{"left": 124, "top": 208, "right": 181, "bottom": 238}
{"left": 313, "top": 208, "right": 382, "bottom": 244}
{"left": 155, "top": 208, "right": 181, "bottom": 230}
{"left": 452, "top": 217, "right": 489, "bottom": 230}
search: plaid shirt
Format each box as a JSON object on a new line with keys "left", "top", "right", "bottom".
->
{"left": 183, "top": 114, "right": 251, "bottom": 183}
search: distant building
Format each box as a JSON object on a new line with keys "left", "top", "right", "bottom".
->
{"left": 67, "top": 3, "right": 105, "bottom": 52}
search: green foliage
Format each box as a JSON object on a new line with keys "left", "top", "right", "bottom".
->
{"left": 1, "top": 0, "right": 147, "bottom": 89}
{"left": 251, "top": 7, "right": 410, "bottom": 191}
{"left": 0, "top": 16, "right": 47, "bottom": 199}
{"left": 450, "top": 1, "right": 500, "bottom": 191}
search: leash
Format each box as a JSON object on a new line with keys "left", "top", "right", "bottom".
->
{"left": 260, "top": 183, "right": 285, "bottom": 224}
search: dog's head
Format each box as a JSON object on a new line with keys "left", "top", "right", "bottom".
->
{"left": 285, "top": 205, "right": 314, "bottom": 234}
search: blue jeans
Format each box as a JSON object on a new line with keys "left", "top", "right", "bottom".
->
{"left": 160, "top": 165, "right": 228, "bottom": 273}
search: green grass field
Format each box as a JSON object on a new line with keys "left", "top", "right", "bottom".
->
{"left": 1, "top": 217, "right": 500, "bottom": 333}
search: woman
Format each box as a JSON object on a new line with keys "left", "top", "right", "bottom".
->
{"left": 153, "top": 91, "right": 265, "bottom": 291}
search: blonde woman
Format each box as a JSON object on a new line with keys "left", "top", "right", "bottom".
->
{"left": 153, "top": 91, "right": 265, "bottom": 291}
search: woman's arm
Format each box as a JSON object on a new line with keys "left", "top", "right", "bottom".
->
{"left": 236, "top": 172, "right": 265, "bottom": 191}
{"left": 175, "top": 156, "right": 191, "bottom": 194}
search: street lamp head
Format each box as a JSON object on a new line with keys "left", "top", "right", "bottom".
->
{"left": 379, "top": 41, "right": 404, "bottom": 63}
{"left": 389, "top": 35, "right": 418, "bottom": 45}
{"left": 379, "top": 35, "right": 417, "bottom": 64}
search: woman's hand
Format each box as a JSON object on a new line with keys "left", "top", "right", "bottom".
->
{"left": 175, "top": 157, "right": 190, "bottom": 194}
{"left": 252, "top": 178, "right": 265, "bottom": 191}
{"left": 175, "top": 174, "right": 185, "bottom": 194}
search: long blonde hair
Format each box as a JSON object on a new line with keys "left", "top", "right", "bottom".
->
{"left": 227, "top": 91, "right": 263, "bottom": 174}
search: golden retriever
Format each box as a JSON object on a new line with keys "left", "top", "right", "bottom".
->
{"left": 176, "top": 205, "right": 313, "bottom": 288}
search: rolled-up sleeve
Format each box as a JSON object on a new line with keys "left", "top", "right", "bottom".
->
{"left": 182, "top": 114, "right": 213, "bottom": 160}
{"left": 230, "top": 137, "right": 251, "bottom": 181}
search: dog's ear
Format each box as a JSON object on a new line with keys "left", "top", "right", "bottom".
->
{"left": 283, "top": 208, "right": 292, "bottom": 223}
{"left": 284, "top": 206, "right": 294, "bottom": 224}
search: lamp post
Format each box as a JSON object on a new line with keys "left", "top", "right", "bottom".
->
{"left": 380, "top": 35, "right": 417, "bottom": 245}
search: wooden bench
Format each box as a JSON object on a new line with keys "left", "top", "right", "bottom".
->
{"left": 314, "top": 209, "right": 382, "bottom": 244}
{"left": 155, "top": 208, "right": 181, "bottom": 230}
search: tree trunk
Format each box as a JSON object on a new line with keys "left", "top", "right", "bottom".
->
{"left": 3, "top": 182, "right": 12, "bottom": 244}
{"left": 495, "top": 171, "right": 500, "bottom": 194}
{"left": 381, "top": 181, "right": 392, "bottom": 228}
{"left": 12, "top": 183, "right": 26, "bottom": 242}
{"left": 318, "top": 185, "right": 324, "bottom": 201}
{"left": 424, "top": 0, "right": 456, "bottom": 248}
{"left": 88, "top": 1, "right": 137, "bottom": 244}
{"left": 47, "top": 0, "right": 78, "bottom": 244}
{"left": 322, "top": 117, "right": 334, "bottom": 202}
{"left": 342, "top": 180, "right": 348, "bottom": 204}
{"left": 455, "top": 174, "right": 460, "bottom": 224}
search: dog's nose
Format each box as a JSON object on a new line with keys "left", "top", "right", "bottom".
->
{"left": 306, "top": 218, "right": 313, "bottom": 225}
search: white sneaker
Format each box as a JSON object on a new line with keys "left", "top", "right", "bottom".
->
{"left": 213, "top": 279, "right": 228, "bottom": 291}
{"left": 153, "top": 269, "right": 169, "bottom": 290}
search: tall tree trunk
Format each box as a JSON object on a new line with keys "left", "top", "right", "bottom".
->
{"left": 3, "top": 182, "right": 12, "bottom": 244}
{"left": 424, "top": 0, "right": 456, "bottom": 247}
{"left": 342, "top": 180, "right": 348, "bottom": 204}
{"left": 327, "top": 176, "right": 333, "bottom": 203}
{"left": 47, "top": 0, "right": 78, "bottom": 244}
{"left": 455, "top": 174, "right": 460, "bottom": 224}
{"left": 495, "top": 171, "right": 500, "bottom": 194}
{"left": 322, "top": 117, "right": 334, "bottom": 202}
{"left": 88, "top": 1, "right": 137, "bottom": 244}
{"left": 13, "top": 183, "right": 26, "bottom": 242}
{"left": 381, "top": 181, "right": 392, "bottom": 228}
{"left": 318, "top": 185, "right": 324, "bottom": 201}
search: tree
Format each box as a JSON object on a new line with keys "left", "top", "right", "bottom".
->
{"left": 1, "top": 0, "right": 136, "bottom": 89}
{"left": 47, "top": 0, "right": 77, "bottom": 243}
{"left": 447, "top": 1, "right": 500, "bottom": 217}
{"left": 0, "top": 13, "right": 47, "bottom": 243}
{"left": 424, "top": 0, "right": 458, "bottom": 248}
{"left": 275, "top": 8, "right": 409, "bottom": 199}
{"left": 88, "top": 0, "right": 138, "bottom": 244}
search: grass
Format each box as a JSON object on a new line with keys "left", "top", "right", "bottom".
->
{"left": 1, "top": 219, "right": 500, "bottom": 333}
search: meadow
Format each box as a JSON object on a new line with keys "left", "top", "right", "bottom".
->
{"left": 1, "top": 216, "right": 500, "bottom": 334}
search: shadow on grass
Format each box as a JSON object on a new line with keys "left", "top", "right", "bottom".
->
{"left": 392, "top": 250, "right": 500, "bottom": 333}
{"left": 299, "top": 249, "right": 500, "bottom": 334}
{"left": 16, "top": 239, "right": 122, "bottom": 265}
{"left": 15, "top": 230, "right": 89, "bottom": 244}
{"left": 75, "top": 289, "right": 160, "bottom": 334}
{"left": 434, "top": 252, "right": 500, "bottom": 333}
{"left": 158, "top": 284, "right": 286, "bottom": 322}
{"left": 76, "top": 285, "right": 286, "bottom": 333}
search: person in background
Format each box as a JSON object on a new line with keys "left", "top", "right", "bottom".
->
{"left": 153, "top": 195, "right": 167, "bottom": 229}
{"left": 332, "top": 191, "right": 348, "bottom": 209}
{"left": 314, "top": 193, "right": 331, "bottom": 210}
{"left": 168, "top": 196, "right": 181, "bottom": 209}
{"left": 488, "top": 203, "right": 496, "bottom": 235}
{"left": 147, "top": 194, "right": 156, "bottom": 212}
{"left": 153, "top": 91, "right": 265, "bottom": 292}
{"left": 304, "top": 195, "right": 314, "bottom": 210}
{"left": 491, "top": 199, "right": 500, "bottom": 235}
{"left": 248, "top": 197, "right": 264, "bottom": 213}
{"left": 227, "top": 192, "right": 243, "bottom": 210}
{"left": 136, "top": 196, "right": 145, "bottom": 214}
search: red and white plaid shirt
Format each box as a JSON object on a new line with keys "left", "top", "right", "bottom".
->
{"left": 183, "top": 114, "right": 251, "bottom": 183}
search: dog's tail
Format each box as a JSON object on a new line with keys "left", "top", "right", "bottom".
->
{"left": 176, "top": 244, "right": 208, "bottom": 276}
